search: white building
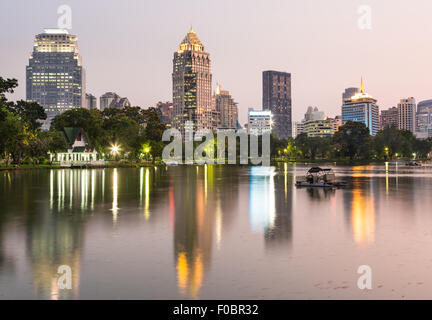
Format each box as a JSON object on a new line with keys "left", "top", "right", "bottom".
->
{"left": 398, "top": 97, "right": 416, "bottom": 133}
{"left": 49, "top": 128, "right": 103, "bottom": 167}
{"left": 295, "top": 107, "right": 337, "bottom": 137}
{"left": 248, "top": 110, "right": 272, "bottom": 135}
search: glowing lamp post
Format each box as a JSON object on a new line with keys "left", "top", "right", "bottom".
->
{"left": 110, "top": 144, "right": 121, "bottom": 160}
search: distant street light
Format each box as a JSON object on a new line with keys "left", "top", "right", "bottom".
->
{"left": 110, "top": 144, "right": 121, "bottom": 157}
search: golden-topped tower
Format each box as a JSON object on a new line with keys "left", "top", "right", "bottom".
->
{"left": 172, "top": 27, "right": 214, "bottom": 134}
{"left": 177, "top": 27, "right": 204, "bottom": 53}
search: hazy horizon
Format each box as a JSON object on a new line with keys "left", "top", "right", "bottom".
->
{"left": 1, "top": 0, "right": 432, "bottom": 124}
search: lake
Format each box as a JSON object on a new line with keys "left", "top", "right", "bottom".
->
{"left": 1, "top": 164, "right": 432, "bottom": 299}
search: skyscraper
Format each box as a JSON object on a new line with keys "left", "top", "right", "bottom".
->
{"left": 416, "top": 99, "right": 432, "bottom": 136}
{"left": 172, "top": 27, "right": 213, "bottom": 133}
{"left": 380, "top": 107, "right": 398, "bottom": 129}
{"left": 85, "top": 93, "right": 97, "bottom": 110}
{"left": 214, "top": 83, "right": 238, "bottom": 129}
{"left": 262, "top": 71, "right": 292, "bottom": 138}
{"left": 341, "top": 79, "right": 379, "bottom": 135}
{"left": 99, "top": 92, "right": 131, "bottom": 110}
{"left": 26, "top": 29, "right": 85, "bottom": 129}
{"left": 397, "top": 97, "right": 416, "bottom": 133}
{"left": 342, "top": 87, "right": 360, "bottom": 103}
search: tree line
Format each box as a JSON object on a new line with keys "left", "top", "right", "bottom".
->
{"left": 271, "top": 121, "right": 432, "bottom": 161}
{"left": 2, "top": 76, "right": 432, "bottom": 166}
{"left": 0, "top": 77, "right": 166, "bottom": 165}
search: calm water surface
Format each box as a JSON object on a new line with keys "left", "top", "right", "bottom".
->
{"left": 1, "top": 164, "right": 432, "bottom": 299}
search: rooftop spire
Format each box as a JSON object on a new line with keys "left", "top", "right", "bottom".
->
{"left": 215, "top": 83, "right": 221, "bottom": 95}
{"left": 177, "top": 27, "right": 204, "bottom": 53}
{"left": 360, "top": 77, "right": 364, "bottom": 93}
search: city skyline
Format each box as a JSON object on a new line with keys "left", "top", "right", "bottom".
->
{"left": 2, "top": 0, "right": 432, "bottom": 125}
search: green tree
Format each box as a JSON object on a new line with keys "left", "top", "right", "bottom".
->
{"left": 6, "top": 100, "right": 47, "bottom": 130}
{"left": 52, "top": 108, "right": 104, "bottom": 148}
{"left": 333, "top": 121, "right": 371, "bottom": 161}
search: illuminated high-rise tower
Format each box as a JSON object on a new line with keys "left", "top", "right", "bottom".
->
{"left": 26, "top": 28, "right": 85, "bottom": 129}
{"left": 342, "top": 78, "right": 379, "bottom": 135}
{"left": 172, "top": 27, "right": 213, "bottom": 133}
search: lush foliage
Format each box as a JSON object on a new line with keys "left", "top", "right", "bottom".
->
{"left": 0, "top": 77, "right": 166, "bottom": 165}
{"left": 271, "top": 121, "right": 432, "bottom": 162}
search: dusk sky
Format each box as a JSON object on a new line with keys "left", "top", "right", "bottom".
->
{"left": 1, "top": 0, "right": 432, "bottom": 124}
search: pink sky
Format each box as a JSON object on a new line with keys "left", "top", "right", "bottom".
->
{"left": 1, "top": 0, "right": 432, "bottom": 124}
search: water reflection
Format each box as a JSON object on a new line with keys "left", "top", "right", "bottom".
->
{"left": 305, "top": 187, "right": 336, "bottom": 200}
{"left": 250, "top": 166, "right": 293, "bottom": 250}
{"left": 1, "top": 165, "right": 432, "bottom": 299}
{"left": 173, "top": 166, "right": 214, "bottom": 299}
{"left": 249, "top": 167, "right": 276, "bottom": 232}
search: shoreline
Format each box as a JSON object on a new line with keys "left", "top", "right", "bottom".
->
{"left": 1, "top": 159, "right": 429, "bottom": 171}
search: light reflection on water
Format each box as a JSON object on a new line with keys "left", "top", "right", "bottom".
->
{"left": 0, "top": 164, "right": 432, "bottom": 299}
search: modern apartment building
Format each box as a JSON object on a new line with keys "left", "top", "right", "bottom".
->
{"left": 262, "top": 71, "right": 292, "bottom": 138}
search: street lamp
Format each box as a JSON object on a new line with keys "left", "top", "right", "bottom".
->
{"left": 110, "top": 144, "right": 121, "bottom": 160}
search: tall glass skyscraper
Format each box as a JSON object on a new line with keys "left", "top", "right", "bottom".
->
{"left": 26, "top": 28, "right": 85, "bottom": 129}
{"left": 262, "top": 70, "right": 292, "bottom": 138}
{"left": 416, "top": 99, "right": 432, "bottom": 136}
{"left": 341, "top": 79, "right": 379, "bottom": 136}
{"left": 172, "top": 27, "right": 214, "bottom": 133}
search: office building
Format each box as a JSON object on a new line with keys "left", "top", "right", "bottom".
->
{"left": 172, "top": 27, "right": 214, "bottom": 133}
{"left": 214, "top": 83, "right": 238, "bottom": 129}
{"left": 397, "top": 97, "right": 416, "bottom": 133}
{"left": 248, "top": 110, "right": 272, "bottom": 135}
{"left": 26, "top": 28, "right": 85, "bottom": 129}
{"left": 380, "top": 107, "right": 398, "bottom": 129}
{"left": 342, "top": 87, "right": 360, "bottom": 102}
{"left": 85, "top": 93, "right": 97, "bottom": 110}
{"left": 262, "top": 71, "right": 292, "bottom": 138}
{"left": 100, "top": 92, "right": 131, "bottom": 110}
{"left": 341, "top": 79, "right": 379, "bottom": 135}
{"left": 295, "top": 106, "right": 336, "bottom": 137}
{"left": 416, "top": 99, "right": 432, "bottom": 137}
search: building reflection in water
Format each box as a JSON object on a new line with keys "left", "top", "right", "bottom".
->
{"left": 343, "top": 170, "right": 376, "bottom": 246}
{"left": 171, "top": 165, "right": 239, "bottom": 299}
{"left": 27, "top": 169, "right": 95, "bottom": 299}
{"left": 173, "top": 166, "right": 212, "bottom": 299}
{"left": 249, "top": 166, "right": 293, "bottom": 250}
{"left": 249, "top": 167, "right": 276, "bottom": 232}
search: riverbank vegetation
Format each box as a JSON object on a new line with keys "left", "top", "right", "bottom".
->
{"left": 271, "top": 121, "right": 432, "bottom": 162}
{"left": 2, "top": 76, "right": 432, "bottom": 167}
{"left": 0, "top": 77, "right": 166, "bottom": 166}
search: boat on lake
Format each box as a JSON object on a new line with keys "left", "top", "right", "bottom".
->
{"left": 405, "top": 160, "right": 422, "bottom": 167}
{"left": 296, "top": 167, "right": 347, "bottom": 188}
